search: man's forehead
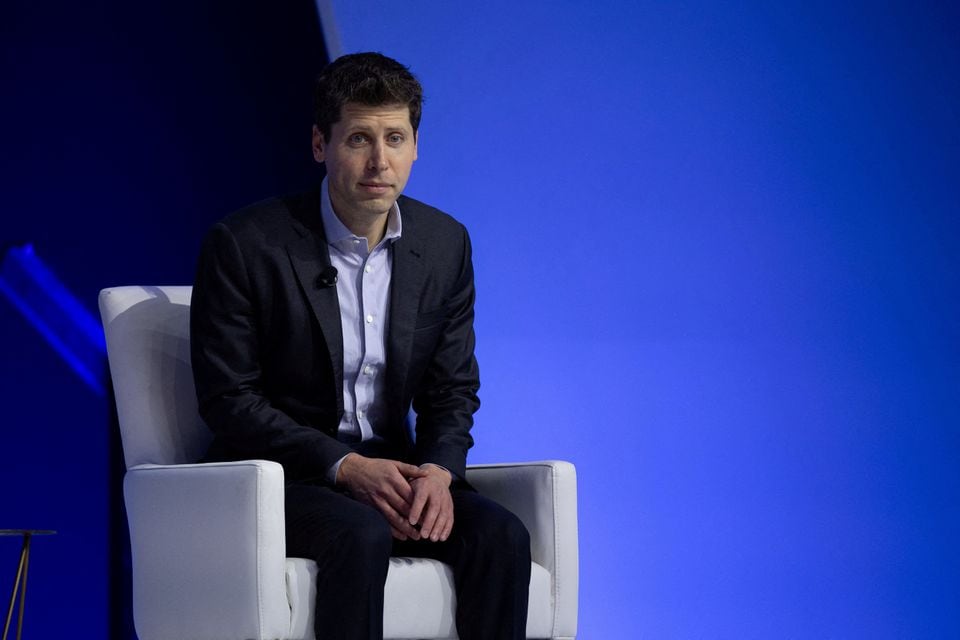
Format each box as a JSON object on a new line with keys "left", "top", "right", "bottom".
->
{"left": 338, "top": 102, "right": 413, "bottom": 128}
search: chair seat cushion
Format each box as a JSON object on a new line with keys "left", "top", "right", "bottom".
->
{"left": 285, "top": 557, "right": 553, "bottom": 639}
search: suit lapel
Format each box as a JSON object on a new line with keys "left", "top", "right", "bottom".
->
{"left": 387, "top": 228, "right": 426, "bottom": 421}
{"left": 284, "top": 191, "right": 345, "bottom": 413}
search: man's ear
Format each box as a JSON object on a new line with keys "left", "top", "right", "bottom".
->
{"left": 413, "top": 130, "right": 418, "bottom": 161}
{"left": 312, "top": 125, "right": 325, "bottom": 163}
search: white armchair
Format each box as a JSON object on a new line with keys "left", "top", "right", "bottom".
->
{"left": 99, "top": 285, "right": 578, "bottom": 640}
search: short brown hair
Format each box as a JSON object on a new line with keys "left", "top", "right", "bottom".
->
{"left": 314, "top": 52, "right": 423, "bottom": 142}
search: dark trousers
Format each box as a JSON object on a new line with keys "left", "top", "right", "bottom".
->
{"left": 285, "top": 481, "right": 531, "bottom": 640}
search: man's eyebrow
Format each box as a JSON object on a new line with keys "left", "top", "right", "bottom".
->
{"left": 343, "top": 121, "right": 411, "bottom": 134}
{"left": 347, "top": 122, "right": 402, "bottom": 129}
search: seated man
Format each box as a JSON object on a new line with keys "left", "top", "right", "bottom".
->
{"left": 190, "top": 52, "right": 531, "bottom": 640}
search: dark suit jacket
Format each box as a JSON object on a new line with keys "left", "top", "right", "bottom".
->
{"left": 190, "top": 189, "right": 480, "bottom": 482}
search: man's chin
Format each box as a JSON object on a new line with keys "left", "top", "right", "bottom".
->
{"left": 355, "top": 195, "right": 396, "bottom": 216}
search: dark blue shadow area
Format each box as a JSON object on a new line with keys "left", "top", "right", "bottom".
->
{"left": 1, "top": 1, "right": 327, "bottom": 636}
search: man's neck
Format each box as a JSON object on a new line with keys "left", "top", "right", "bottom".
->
{"left": 330, "top": 199, "right": 390, "bottom": 251}
{"left": 337, "top": 213, "right": 387, "bottom": 251}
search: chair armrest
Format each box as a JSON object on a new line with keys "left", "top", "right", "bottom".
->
{"left": 466, "top": 460, "right": 579, "bottom": 639}
{"left": 123, "top": 460, "right": 290, "bottom": 640}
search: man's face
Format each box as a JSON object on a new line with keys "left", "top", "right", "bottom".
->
{"left": 312, "top": 102, "right": 418, "bottom": 227}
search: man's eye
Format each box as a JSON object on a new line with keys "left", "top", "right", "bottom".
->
{"left": 388, "top": 134, "right": 404, "bottom": 144}
{"left": 349, "top": 134, "right": 367, "bottom": 145}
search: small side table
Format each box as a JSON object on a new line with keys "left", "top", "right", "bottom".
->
{"left": 2, "top": 530, "right": 55, "bottom": 640}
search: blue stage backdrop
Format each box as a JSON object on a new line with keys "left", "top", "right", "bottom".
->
{"left": 328, "top": 1, "right": 959, "bottom": 638}
{"left": 1, "top": 1, "right": 957, "bottom": 638}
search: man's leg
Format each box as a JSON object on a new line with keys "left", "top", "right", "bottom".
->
{"left": 285, "top": 482, "right": 393, "bottom": 640}
{"left": 395, "top": 487, "right": 532, "bottom": 640}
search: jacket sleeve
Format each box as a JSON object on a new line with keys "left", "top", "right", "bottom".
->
{"left": 190, "top": 221, "right": 353, "bottom": 479}
{"left": 410, "top": 224, "right": 480, "bottom": 480}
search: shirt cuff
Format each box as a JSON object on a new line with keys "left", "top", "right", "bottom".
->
{"left": 328, "top": 454, "right": 351, "bottom": 485}
{"left": 419, "top": 463, "right": 453, "bottom": 484}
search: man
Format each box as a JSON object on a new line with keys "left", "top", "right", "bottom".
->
{"left": 190, "top": 52, "right": 531, "bottom": 640}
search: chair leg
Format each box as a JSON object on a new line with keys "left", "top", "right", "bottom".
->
{"left": 2, "top": 532, "right": 31, "bottom": 640}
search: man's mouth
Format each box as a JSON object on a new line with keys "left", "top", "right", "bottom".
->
{"left": 358, "top": 182, "right": 391, "bottom": 193}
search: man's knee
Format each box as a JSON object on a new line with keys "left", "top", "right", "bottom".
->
{"left": 338, "top": 510, "right": 393, "bottom": 569}
{"left": 499, "top": 510, "right": 531, "bottom": 562}
{"left": 463, "top": 500, "right": 531, "bottom": 562}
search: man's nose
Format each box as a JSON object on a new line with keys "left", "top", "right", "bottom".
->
{"left": 367, "top": 142, "right": 388, "bottom": 171}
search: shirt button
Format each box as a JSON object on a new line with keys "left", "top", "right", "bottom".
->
{"left": 363, "top": 365, "right": 373, "bottom": 375}
{"left": 364, "top": 265, "right": 372, "bottom": 273}
{"left": 365, "top": 314, "right": 374, "bottom": 323}
{"left": 357, "top": 410, "right": 364, "bottom": 419}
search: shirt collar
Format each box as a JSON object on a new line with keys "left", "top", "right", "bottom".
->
{"left": 320, "top": 176, "right": 403, "bottom": 250}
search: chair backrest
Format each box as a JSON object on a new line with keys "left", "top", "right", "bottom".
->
{"left": 99, "top": 286, "right": 211, "bottom": 468}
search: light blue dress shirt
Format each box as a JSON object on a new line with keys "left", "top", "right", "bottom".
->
{"left": 320, "top": 177, "right": 403, "bottom": 482}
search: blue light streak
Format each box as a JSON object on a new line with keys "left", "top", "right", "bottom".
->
{"left": 0, "top": 244, "right": 107, "bottom": 396}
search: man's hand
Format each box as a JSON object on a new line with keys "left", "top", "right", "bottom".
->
{"left": 336, "top": 453, "right": 428, "bottom": 540}
{"left": 407, "top": 464, "right": 454, "bottom": 542}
